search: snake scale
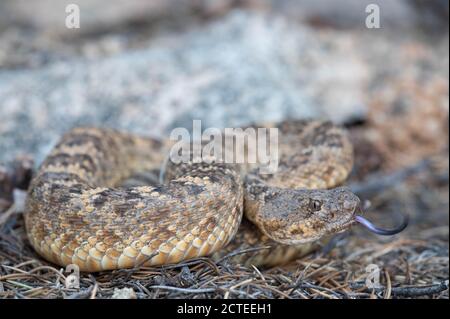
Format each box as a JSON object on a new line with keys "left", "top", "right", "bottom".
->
{"left": 24, "top": 120, "right": 360, "bottom": 272}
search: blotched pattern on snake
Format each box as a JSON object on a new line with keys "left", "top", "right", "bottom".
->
{"left": 25, "top": 120, "right": 361, "bottom": 272}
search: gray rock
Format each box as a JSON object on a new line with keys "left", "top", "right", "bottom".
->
{"left": 0, "top": 11, "right": 368, "bottom": 165}
{"left": 0, "top": 0, "right": 179, "bottom": 33}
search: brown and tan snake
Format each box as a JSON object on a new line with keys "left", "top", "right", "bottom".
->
{"left": 24, "top": 120, "right": 379, "bottom": 272}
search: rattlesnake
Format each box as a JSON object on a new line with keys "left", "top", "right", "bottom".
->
{"left": 24, "top": 120, "right": 367, "bottom": 272}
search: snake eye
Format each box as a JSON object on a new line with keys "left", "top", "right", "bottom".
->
{"left": 310, "top": 199, "right": 322, "bottom": 211}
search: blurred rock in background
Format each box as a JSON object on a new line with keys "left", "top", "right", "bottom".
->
{"left": 1, "top": 0, "right": 448, "bottom": 69}
{"left": 2, "top": 0, "right": 448, "bottom": 35}
{"left": 0, "top": 11, "right": 370, "bottom": 164}
{"left": 0, "top": 0, "right": 448, "bottom": 168}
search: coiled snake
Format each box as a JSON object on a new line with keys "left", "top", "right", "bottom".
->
{"left": 24, "top": 120, "right": 396, "bottom": 272}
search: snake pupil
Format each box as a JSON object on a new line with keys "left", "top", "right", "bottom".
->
{"left": 311, "top": 199, "right": 322, "bottom": 211}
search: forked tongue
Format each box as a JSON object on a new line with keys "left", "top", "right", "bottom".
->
{"left": 354, "top": 206, "right": 409, "bottom": 236}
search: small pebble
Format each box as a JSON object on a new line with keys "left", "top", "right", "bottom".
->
{"left": 111, "top": 287, "right": 137, "bottom": 299}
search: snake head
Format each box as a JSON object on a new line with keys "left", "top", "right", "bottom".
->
{"left": 255, "top": 186, "right": 360, "bottom": 244}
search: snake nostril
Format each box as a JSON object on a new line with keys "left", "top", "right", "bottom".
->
{"left": 343, "top": 201, "right": 353, "bottom": 210}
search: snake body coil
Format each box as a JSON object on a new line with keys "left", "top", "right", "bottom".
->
{"left": 25, "top": 120, "right": 358, "bottom": 272}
